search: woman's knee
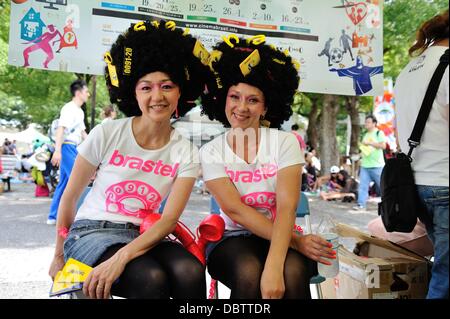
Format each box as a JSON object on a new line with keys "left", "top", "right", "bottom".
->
{"left": 116, "top": 258, "right": 170, "bottom": 298}
{"left": 173, "top": 258, "right": 206, "bottom": 285}
{"left": 283, "top": 251, "right": 313, "bottom": 298}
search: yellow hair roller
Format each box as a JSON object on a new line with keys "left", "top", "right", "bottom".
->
{"left": 284, "top": 49, "right": 290, "bottom": 57}
{"left": 215, "top": 72, "right": 223, "bottom": 89}
{"left": 165, "top": 21, "right": 176, "bottom": 31}
{"left": 240, "top": 49, "right": 261, "bottom": 77}
{"left": 207, "top": 50, "right": 223, "bottom": 71}
{"left": 104, "top": 52, "right": 119, "bottom": 87}
{"left": 292, "top": 59, "right": 301, "bottom": 71}
{"left": 273, "top": 58, "right": 286, "bottom": 65}
{"left": 151, "top": 20, "right": 160, "bottom": 28}
{"left": 133, "top": 21, "right": 146, "bottom": 32}
{"left": 222, "top": 34, "right": 240, "bottom": 48}
{"left": 193, "top": 40, "right": 210, "bottom": 66}
{"left": 246, "top": 35, "right": 266, "bottom": 46}
{"left": 183, "top": 28, "right": 190, "bottom": 36}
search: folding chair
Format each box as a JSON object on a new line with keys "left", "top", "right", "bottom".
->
{"left": 208, "top": 193, "right": 325, "bottom": 299}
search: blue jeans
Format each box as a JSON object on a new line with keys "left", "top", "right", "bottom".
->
{"left": 417, "top": 185, "right": 449, "bottom": 299}
{"left": 357, "top": 167, "right": 383, "bottom": 208}
{"left": 48, "top": 143, "right": 78, "bottom": 221}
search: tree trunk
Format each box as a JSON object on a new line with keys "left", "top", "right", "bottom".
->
{"left": 90, "top": 75, "right": 97, "bottom": 131}
{"left": 345, "top": 96, "right": 361, "bottom": 155}
{"left": 319, "top": 94, "right": 340, "bottom": 175}
{"left": 306, "top": 96, "right": 320, "bottom": 151}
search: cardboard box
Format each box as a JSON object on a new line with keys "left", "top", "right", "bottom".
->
{"left": 320, "top": 223, "right": 429, "bottom": 299}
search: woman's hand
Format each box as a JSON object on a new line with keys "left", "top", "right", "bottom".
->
{"left": 260, "top": 266, "right": 285, "bottom": 299}
{"left": 82, "top": 253, "right": 127, "bottom": 299}
{"left": 292, "top": 234, "right": 336, "bottom": 265}
{"left": 48, "top": 254, "right": 65, "bottom": 281}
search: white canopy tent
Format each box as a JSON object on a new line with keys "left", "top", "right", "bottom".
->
{"left": 0, "top": 124, "right": 50, "bottom": 154}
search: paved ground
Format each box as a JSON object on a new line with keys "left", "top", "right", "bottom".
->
{"left": 0, "top": 182, "right": 379, "bottom": 299}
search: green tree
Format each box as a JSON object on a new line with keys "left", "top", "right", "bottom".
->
{"left": 0, "top": 0, "right": 110, "bottom": 131}
{"left": 384, "top": 0, "right": 449, "bottom": 79}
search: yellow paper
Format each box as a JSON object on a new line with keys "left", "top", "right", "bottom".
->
{"left": 359, "top": 144, "right": 373, "bottom": 157}
{"left": 50, "top": 258, "right": 93, "bottom": 297}
{"left": 240, "top": 49, "right": 261, "bottom": 77}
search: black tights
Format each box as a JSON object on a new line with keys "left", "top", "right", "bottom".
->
{"left": 96, "top": 241, "right": 206, "bottom": 299}
{"left": 207, "top": 235, "right": 315, "bottom": 299}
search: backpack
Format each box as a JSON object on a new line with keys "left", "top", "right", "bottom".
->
{"left": 378, "top": 49, "right": 448, "bottom": 233}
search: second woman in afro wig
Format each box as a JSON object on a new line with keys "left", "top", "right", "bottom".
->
{"left": 53, "top": 21, "right": 212, "bottom": 299}
{"left": 199, "top": 36, "right": 334, "bottom": 299}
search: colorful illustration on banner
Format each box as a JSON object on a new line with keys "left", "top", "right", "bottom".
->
{"left": 334, "top": 0, "right": 368, "bottom": 26}
{"left": 22, "top": 23, "right": 62, "bottom": 68}
{"left": 330, "top": 55, "right": 383, "bottom": 96}
{"left": 374, "top": 79, "right": 397, "bottom": 152}
{"left": 340, "top": 29, "right": 354, "bottom": 61}
{"left": 352, "top": 30, "right": 369, "bottom": 48}
{"left": 55, "top": 18, "right": 78, "bottom": 53}
{"left": 20, "top": 7, "right": 46, "bottom": 42}
{"left": 318, "top": 37, "right": 334, "bottom": 66}
{"left": 365, "top": 1, "right": 381, "bottom": 29}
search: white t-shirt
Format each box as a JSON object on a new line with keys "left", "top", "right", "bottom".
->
{"left": 394, "top": 46, "right": 449, "bottom": 186}
{"left": 200, "top": 128, "right": 304, "bottom": 231}
{"left": 58, "top": 101, "right": 86, "bottom": 145}
{"left": 76, "top": 118, "right": 199, "bottom": 225}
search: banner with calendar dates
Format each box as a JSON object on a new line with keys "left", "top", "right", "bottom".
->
{"left": 9, "top": 0, "right": 384, "bottom": 96}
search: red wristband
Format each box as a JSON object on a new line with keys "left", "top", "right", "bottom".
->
{"left": 58, "top": 227, "right": 69, "bottom": 239}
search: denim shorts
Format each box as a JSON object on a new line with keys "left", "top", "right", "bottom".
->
{"left": 205, "top": 229, "right": 252, "bottom": 261}
{"left": 64, "top": 219, "right": 140, "bottom": 267}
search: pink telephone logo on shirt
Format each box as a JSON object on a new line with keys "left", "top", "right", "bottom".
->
{"left": 105, "top": 181, "right": 162, "bottom": 219}
{"left": 226, "top": 164, "right": 278, "bottom": 183}
{"left": 241, "top": 192, "right": 277, "bottom": 221}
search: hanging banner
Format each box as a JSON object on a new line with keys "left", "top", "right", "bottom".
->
{"left": 374, "top": 78, "right": 397, "bottom": 152}
{"left": 8, "top": 0, "right": 384, "bottom": 96}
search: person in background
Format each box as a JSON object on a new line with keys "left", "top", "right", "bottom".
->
{"left": 10, "top": 140, "right": 17, "bottom": 155}
{"left": 301, "top": 152, "right": 317, "bottom": 192}
{"left": 309, "top": 148, "right": 321, "bottom": 173}
{"left": 368, "top": 217, "right": 433, "bottom": 258}
{"left": 47, "top": 79, "right": 90, "bottom": 225}
{"left": 320, "top": 169, "right": 358, "bottom": 202}
{"left": 291, "top": 124, "right": 306, "bottom": 152}
{"left": 393, "top": 9, "right": 448, "bottom": 299}
{"left": 312, "top": 165, "right": 340, "bottom": 192}
{"left": 101, "top": 105, "right": 117, "bottom": 124}
{"left": 353, "top": 115, "right": 386, "bottom": 211}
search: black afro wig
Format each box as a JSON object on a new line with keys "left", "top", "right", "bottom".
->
{"left": 201, "top": 36, "right": 300, "bottom": 129}
{"left": 105, "top": 20, "right": 209, "bottom": 118}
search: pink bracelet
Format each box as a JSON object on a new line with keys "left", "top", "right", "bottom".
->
{"left": 58, "top": 227, "right": 69, "bottom": 239}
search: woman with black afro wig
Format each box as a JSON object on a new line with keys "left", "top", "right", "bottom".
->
{"left": 199, "top": 35, "right": 334, "bottom": 299}
{"left": 49, "top": 20, "right": 211, "bottom": 299}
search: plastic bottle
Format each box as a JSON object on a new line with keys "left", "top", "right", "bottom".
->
{"left": 316, "top": 216, "right": 340, "bottom": 278}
